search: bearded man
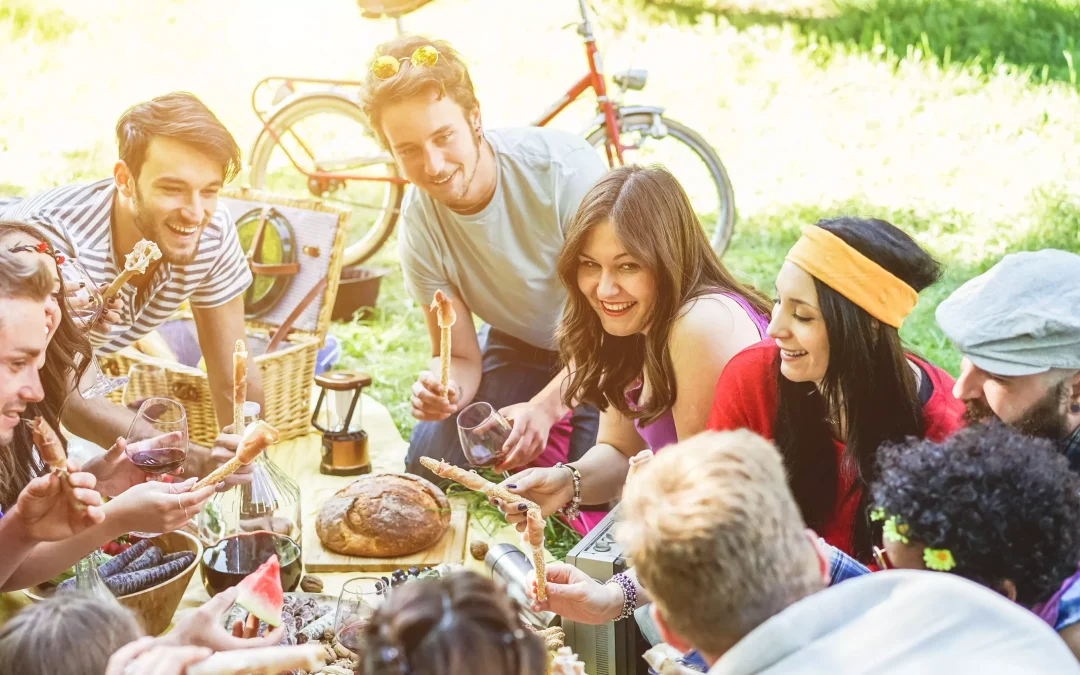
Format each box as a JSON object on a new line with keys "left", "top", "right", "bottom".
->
{"left": 0, "top": 92, "right": 260, "bottom": 456}
{"left": 936, "top": 249, "right": 1080, "bottom": 468}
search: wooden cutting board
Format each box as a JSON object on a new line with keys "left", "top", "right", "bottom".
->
{"left": 302, "top": 498, "right": 469, "bottom": 573}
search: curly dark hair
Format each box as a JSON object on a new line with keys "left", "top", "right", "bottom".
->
{"left": 870, "top": 422, "right": 1080, "bottom": 607}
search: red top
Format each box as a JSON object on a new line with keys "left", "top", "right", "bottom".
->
{"left": 706, "top": 340, "right": 964, "bottom": 555}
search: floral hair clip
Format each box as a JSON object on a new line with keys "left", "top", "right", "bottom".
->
{"left": 881, "top": 515, "right": 910, "bottom": 545}
{"left": 923, "top": 548, "right": 957, "bottom": 571}
{"left": 372, "top": 45, "right": 441, "bottom": 80}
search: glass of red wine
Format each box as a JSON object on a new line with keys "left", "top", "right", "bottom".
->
{"left": 122, "top": 364, "right": 169, "bottom": 412}
{"left": 335, "top": 577, "right": 385, "bottom": 656}
{"left": 457, "top": 402, "right": 513, "bottom": 475}
{"left": 124, "top": 397, "right": 188, "bottom": 537}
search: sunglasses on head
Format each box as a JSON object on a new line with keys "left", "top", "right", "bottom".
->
{"left": 372, "top": 45, "right": 441, "bottom": 80}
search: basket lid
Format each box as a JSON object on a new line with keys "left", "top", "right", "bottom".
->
{"left": 220, "top": 188, "right": 350, "bottom": 340}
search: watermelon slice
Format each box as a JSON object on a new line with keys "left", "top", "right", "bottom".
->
{"left": 235, "top": 554, "right": 284, "bottom": 627}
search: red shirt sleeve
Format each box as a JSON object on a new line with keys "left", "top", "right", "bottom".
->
{"left": 707, "top": 340, "right": 779, "bottom": 440}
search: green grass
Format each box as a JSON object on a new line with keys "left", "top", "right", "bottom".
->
{"left": 642, "top": 0, "right": 1080, "bottom": 88}
{"left": 5, "top": 0, "right": 1080, "bottom": 558}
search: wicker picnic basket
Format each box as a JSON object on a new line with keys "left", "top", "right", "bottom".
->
{"left": 99, "top": 188, "right": 350, "bottom": 447}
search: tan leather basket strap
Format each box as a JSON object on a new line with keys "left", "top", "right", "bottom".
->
{"left": 264, "top": 276, "right": 329, "bottom": 355}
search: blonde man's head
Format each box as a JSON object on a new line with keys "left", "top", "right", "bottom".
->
{"left": 617, "top": 430, "right": 825, "bottom": 657}
{"left": 360, "top": 35, "right": 479, "bottom": 149}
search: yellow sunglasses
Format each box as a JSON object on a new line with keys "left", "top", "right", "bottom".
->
{"left": 371, "top": 45, "right": 440, "bottom": 80}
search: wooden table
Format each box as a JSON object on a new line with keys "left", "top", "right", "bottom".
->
{"left": 0, "top": 394, "right": 548, "bottom": 629}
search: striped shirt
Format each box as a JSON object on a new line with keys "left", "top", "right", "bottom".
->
{"left": 0, "top": 179, "right": 252, "bottom": 354}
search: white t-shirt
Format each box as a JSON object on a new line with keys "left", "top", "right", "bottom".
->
{"left": 0, "top": 179, "right": 252, "bottom": 354}
{"left": 708, "top": 570, "right": 1079, "bottom": 674}
{"left": 398, "top": 127, "right": 607, "bottom": 350}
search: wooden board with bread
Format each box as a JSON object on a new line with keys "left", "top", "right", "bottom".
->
{"left": 305, "top": 472, "right": 469, "bottom": 572}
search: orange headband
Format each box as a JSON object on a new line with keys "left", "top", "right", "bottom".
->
{"left": 785, "top": 226, "right": 918, "bottom": 329}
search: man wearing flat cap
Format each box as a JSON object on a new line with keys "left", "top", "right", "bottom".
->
{"left": 936, "top": 249, "right": 1080, "bottom": 469}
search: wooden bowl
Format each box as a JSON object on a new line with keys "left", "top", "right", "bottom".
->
{"left": 24, "top": 530, "right": 202, "bottom": 636}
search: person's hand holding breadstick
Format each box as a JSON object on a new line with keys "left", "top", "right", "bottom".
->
{"left": 232, "top": 340, "right": 248, "bottom": 435}
{"left": 430, "top": 289, "right": 456, "bottom": 399}
{"left": 103, "top": 239, "right": 162, "bottom": 300}
{"left": 190, "top": 421, "right": 278, "bottom": 491}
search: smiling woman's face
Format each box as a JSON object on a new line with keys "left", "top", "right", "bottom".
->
{"left": 767, "top": 261, "right": 830, "bottom": 385}
{"left": 576, "top": 219, "right": 657, "bottom": 337}
{"left": 0, "top": 231, "right": 62, "bottom": 352}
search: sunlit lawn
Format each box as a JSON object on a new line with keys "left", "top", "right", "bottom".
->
{"left": 3, "top": 0, "right": 1080, "bottom": 437}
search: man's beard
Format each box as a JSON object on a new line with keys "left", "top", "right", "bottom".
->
{"left": 964, "top": 380, "right": 1072, "bottom": 441}
{"left": 442, "top": 133, "right": 484, "bottom": 207}
{"left": 131, "top": 189, "right": 205, "bottom": 265}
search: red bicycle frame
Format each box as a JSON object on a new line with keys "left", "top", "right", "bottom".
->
{"left": 250, "top": 0, "right": 624, "bottom": 188}
{"left": 530, "top": 3, "right": 625, "bottom": 166}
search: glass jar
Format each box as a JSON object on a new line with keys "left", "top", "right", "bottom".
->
{"left": 198, "top": 402, "right": 303, "bottom": 596}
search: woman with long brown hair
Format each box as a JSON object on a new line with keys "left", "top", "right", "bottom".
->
{"left": 494, "top": 165, "right": 771, "bottom": 534}
{"left": 0, "top": 220, "right": 217, "bottom": 592}
{"left": 0, "top": 221, "right": 92, "bottom": 509}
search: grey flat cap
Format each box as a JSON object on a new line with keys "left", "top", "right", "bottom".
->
{"left": 936, "top": 249, "right": 1080, "bottom": 376}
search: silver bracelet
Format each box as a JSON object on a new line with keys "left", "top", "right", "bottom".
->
{"left": 555, "top": 462, "right": 582, "bottom": 521}
{"left": 605, "top": 572, "right": 638, "bottom": 621}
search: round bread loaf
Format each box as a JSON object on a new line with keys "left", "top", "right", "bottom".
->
{"left": 315, "top": 473, "right": 450, "bottom": 557}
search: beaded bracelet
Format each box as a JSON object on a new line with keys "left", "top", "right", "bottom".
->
{"left": 555, "top": 462, "right": 582, "bottom": 521}
{"left": 606, "top": 572, "right": 637, "bottom": 621}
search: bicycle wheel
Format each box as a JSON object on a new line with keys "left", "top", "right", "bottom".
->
{"left": 586, "top": 112, "right": 736, "bottom": 256}
{"left": 249, "top": 95, "right": 404, "bottom": 267}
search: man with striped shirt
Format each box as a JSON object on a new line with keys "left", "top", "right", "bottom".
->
{"left": 0, "top": 92, "right": 262, "bottom": 471}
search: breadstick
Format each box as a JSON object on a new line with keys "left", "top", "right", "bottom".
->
{"left": 190, "top": 421, "right": 278, "bottom": 491}
{"left": 103, "top": 239, "right": 162, "bottom": 300}
{"left": 430, "top": 290, "right": 456, "bottom": 398}
{"left": 524, "top": 506, "right": 547, "bottom": 602}
{"left": 31, "top": 416, "right": 85, "bottom": 513}
{"left": 419, "top": 456, "right": 546, "bottom": 600}
{"left": 186, "top": 643, "right": 326, "bottom": 675}
{"left": 232, "top": 340, "right": 247, "bottom": 434}
{"left": 418, "top": 457, "right": 536, "bottom": 509}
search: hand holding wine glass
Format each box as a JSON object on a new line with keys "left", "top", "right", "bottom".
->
{"left": 126, "top": 397, "right": 188, "bottom": 480}
{"left": 456, "top": 402, "right": 513, "bottom": 472}
{"left": 58, "top": 257, "right": 127, "bottom": 397}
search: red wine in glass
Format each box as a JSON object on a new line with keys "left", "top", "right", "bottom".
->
{"left": 336, "top": 622, "right": 367, "bottom": 653}
{"left": 129, "top": 447, "right": 187, "bottom": 475}
{"left": 456, "top": 402, "right": 512, "bottom": 469}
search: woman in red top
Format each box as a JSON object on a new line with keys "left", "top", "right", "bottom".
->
{"left": 707, "top": 216, "right": 964, "bottom": 561}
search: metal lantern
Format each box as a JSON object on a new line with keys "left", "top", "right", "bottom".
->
{"left": 311, "top": 371, "right": 372, "bottom": 476}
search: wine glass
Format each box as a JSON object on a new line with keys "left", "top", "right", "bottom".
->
{"left": 122, "top": 364, "right": 169, "bottom": 412}
{"left": 457, "top": 402, "right": 513, "bottom": 475}
{"left": 58, "top": 257, "right": 127, "bottom": 398}
{"left": 125, "top": 398, "right": 188, "bottom": 480}
{"left": 335, "top": 577, "right": 385, "bottom": 655}
{"left": 125, "top": 398, "right": 188, "bottom": 537}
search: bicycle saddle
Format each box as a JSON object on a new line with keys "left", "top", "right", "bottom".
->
{"left": 356, "top": 0, "right": 434, "bottom": 19}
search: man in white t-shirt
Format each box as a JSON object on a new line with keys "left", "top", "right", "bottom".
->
{"left": 360, "top": 37, "right": 606, "bottom": 480}
{"left": 0, "top": 92, "right": 258, "bottom": 477}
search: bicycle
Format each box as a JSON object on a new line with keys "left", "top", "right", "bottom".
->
{"left": 248, "top": 0, "right": 735, "bottom": 267}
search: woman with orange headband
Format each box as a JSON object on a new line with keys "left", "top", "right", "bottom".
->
{"left": 707, "top": 216, "right": 964, "bottom": 561}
